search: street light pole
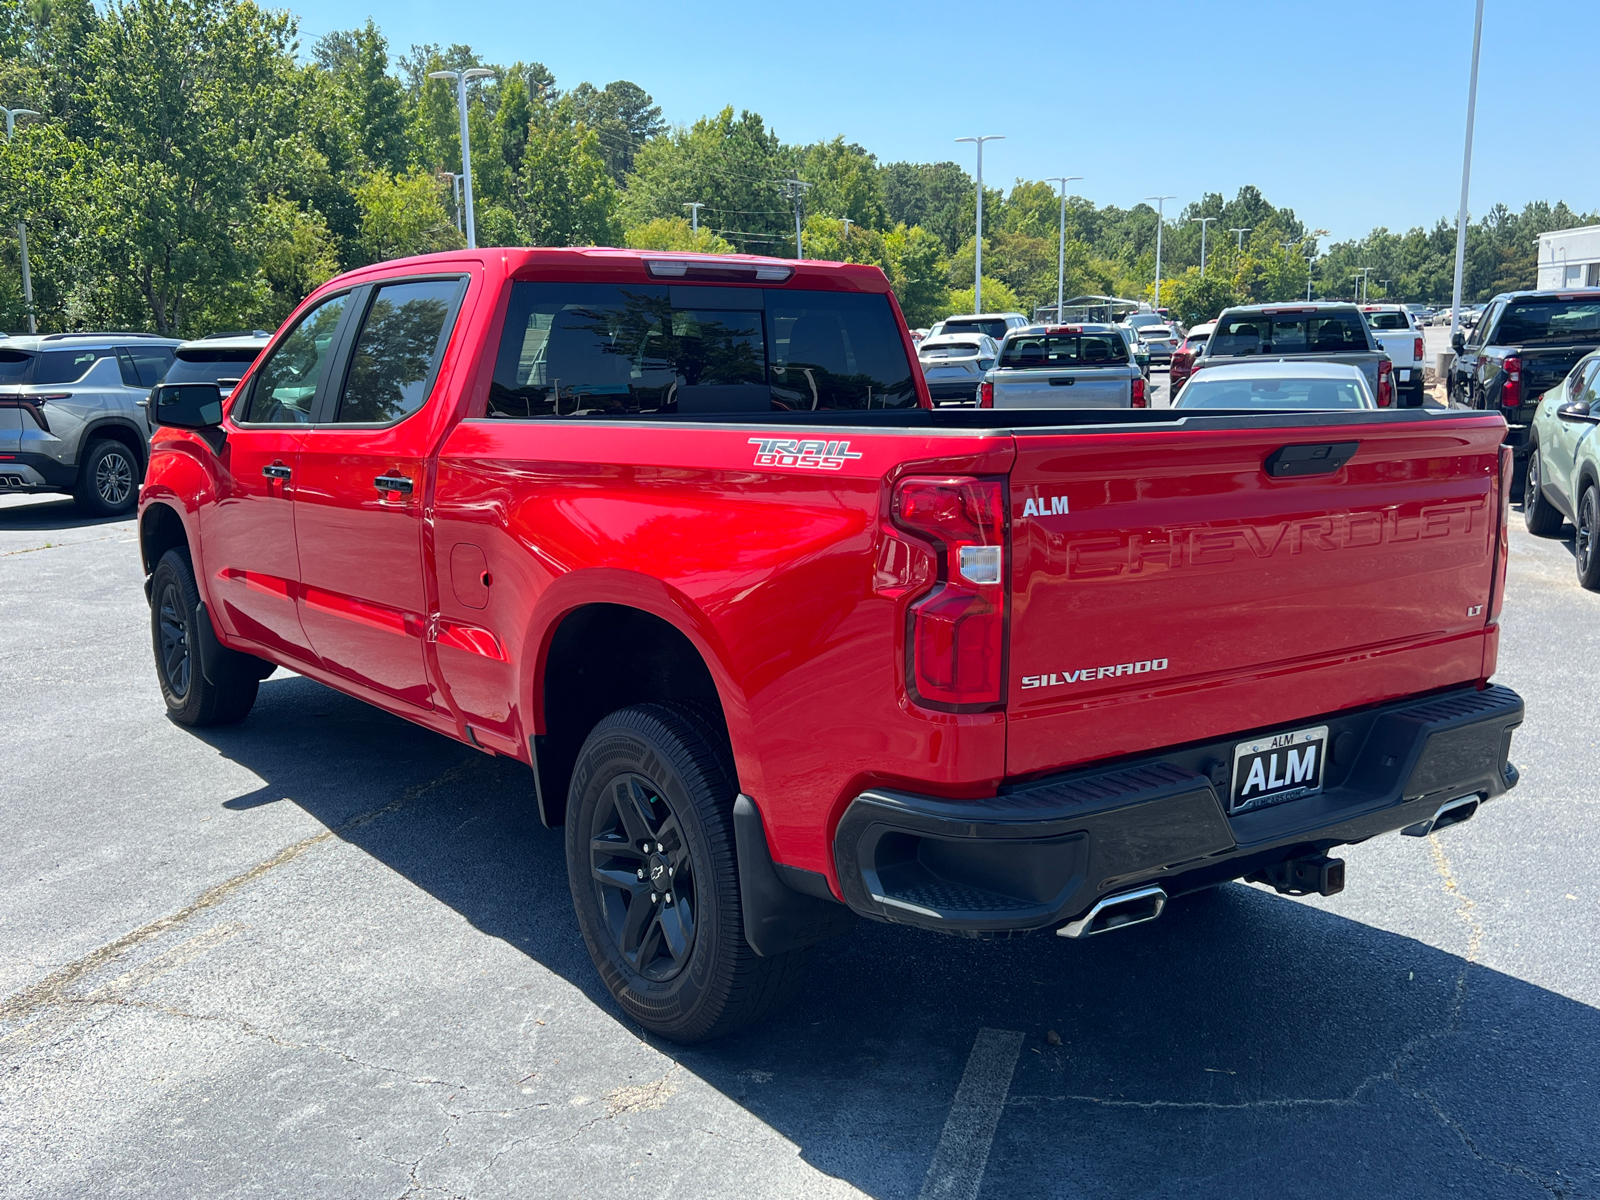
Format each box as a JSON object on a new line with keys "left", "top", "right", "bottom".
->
{"left": 428, "top": 67, "right": 496, "bottom": 249}
{"left": 1305, "top": 255, "right": 1316, "bottom": 301}
{"left": 1045, "top": 176, "right": 1082, "bottom": 323}
{"left": 1191, "top": 215, "right": 1217, "bottom": 278}
{"left": 1229, "top": 226, "right": 1252, "bottom": 251}
{"left": 956, "top": 135, "right": 1004, "bottom": 312}
{"left": 1451, "top": 0, "right": 1486, "bottom": 345}
{"left": 4, "top": 107, "right": 41, "bottom": 334}
{"left": 683, "top": 202, "right": 704, "bottom": 234}
{"left": 1146, "top": 195, "right": 1176, "bottom": 309}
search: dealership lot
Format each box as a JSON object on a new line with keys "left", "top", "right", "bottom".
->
{"left": 1, "top": 491, "right": 1596, "bottom": 1200}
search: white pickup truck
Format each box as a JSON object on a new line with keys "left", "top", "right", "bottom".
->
{"left": 1361, "top": 304, "right": 1427, "bottom": 406}
{"left": 985, "top": 323, "right": 1147, "bottom": 408}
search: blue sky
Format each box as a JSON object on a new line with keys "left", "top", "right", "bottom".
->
{"left": 293, "top": 0, "right": 1598, "bottom": 244}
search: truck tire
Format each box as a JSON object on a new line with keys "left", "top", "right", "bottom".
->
{"left": 1523, "top": 441, "right": 1564, "bottom": 536}
{"left": 1578, "top": 487, "right": 1600, "bottom": 591}
{"left": 74, "top": 438, "right": 140, "bottom": 517}
{"left": 565, "top": 701, "right": 808, "bottom": 1043}
{"left": 150, "top": 548, "right": 260, "bottom": 725}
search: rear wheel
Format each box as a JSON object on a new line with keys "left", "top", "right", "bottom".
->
{"left": 150, "top": 548, "right": 260, "bottom": 725}
{"left": 1523, "top": 441, "right": 1565, "bottom": 536}
{"left": 74, "top": 439, "right": 139, "bottom": 517}
{"left": 565, "top": 702, "right": 808, "bottom": 1043}
{"left": 1578, "top": 486, "right": 1600, "bottom": 591}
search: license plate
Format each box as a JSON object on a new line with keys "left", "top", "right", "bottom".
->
{"left": 1229, "top": 724, "right": 1328, "bottom": 814}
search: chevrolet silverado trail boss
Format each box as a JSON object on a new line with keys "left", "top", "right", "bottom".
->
{"left": 138, "top": 249, "right": 1524, "bottom": 1043}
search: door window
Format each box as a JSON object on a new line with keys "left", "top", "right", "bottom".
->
{"left": 334, "top": 278, "right": 465, "bottom": 424}
{"left": 1579, "top": 360, "right": 1600, "bottom": 411}
{"left": 238, "top": 293, "right": 350, "bottom": 424}
{"left": 117, "top": 345, "right": 175, "bottom": 387}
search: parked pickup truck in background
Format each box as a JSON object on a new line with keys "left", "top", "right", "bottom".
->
{"left": 1450, "top": 289, "right": 1600, "bottom": 469}
{"left": 985, "top": 324, "right": 1147, "bottom": 408}
{"left": 1361, "top": 304, "right": 1427, "bottom": 406}
{"left": 139, "top": 248, "right": 1522, "bottom": 1044}
{"left": 1196, "top": 303, "right": 1395, "bottom": 406}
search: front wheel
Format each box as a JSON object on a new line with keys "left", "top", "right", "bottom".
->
{"left": 74, "top": 439, "right": 140, "bottom": 517}
{"left": 1523, "top": 442, "right": 1565, "bottom": 536}
{"left": 565, "top": 702, "right": 807, "bottom": 1043}
{"left": 150, "top": 548, "right": 260, "bottom": 725}
{"left": 1578, "top": 487, "right": 1600, "bottom": 591}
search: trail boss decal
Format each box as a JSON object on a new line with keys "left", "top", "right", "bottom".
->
{"left": 749, "top": 438, "right": 864, "bottom": 470}
{"left": 1021, "top": 658, "right": 1168, "bottom": 690}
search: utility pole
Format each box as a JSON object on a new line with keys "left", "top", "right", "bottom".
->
{"left": 439, "top": 172, "right": 463, "bottom": 233}
{"left": 1229, "top": 226, "right": 1253, "bottom": 251}
{"left": 1045, "top": 176, "right": 1083, "bottom": 323}
{"left": 1451, "top": 0, "right": 1486, "bottom": 345}
{"left": 841, "top": 217, "right": 853, "bottom": 240}
{"left": 956, "top": 135, "right": 1004, "bottom": 311}
{"left": 1191, "top": 215, "right": 1217, "bottom": 278}
{"left": 1146, "top": 195, "right": 1176, "bottom": 309}
{"left": 778, "top": 179, "right": 812, "bottom": 259}
{"left": 683, "top": 202, "right": 704, "bottom": 234}
{"left": 4, "top": 107, "right": 41, "bottom": 334}
{"left": 428, "top": 67, "right": 497, "bottom": 249}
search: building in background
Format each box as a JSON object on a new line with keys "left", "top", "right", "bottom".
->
{"left": 1538, "top": 226, "right": 1600, "bottom": 289}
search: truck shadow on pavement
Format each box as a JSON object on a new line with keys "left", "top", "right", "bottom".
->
{"left": 196, "top": 673, "right": 1598, "bottom": 1200}
{"left": 0, "top": 495, "right": 131, "bottom": 532}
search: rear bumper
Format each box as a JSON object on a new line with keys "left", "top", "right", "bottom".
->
{"left": 833, "top": 684, "right": 1522, "bottom": 934}
{"left": 0, "top": 453, "right": 76, "bottom": 492}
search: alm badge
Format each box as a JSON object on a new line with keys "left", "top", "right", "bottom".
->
{"left": 1022, "top": 495, "right": 1069, "bottom": 518}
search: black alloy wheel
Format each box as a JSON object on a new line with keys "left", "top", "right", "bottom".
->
{"left": 1578, "top": 487, "right": 1600, "bottom": 591}
{"left": 589, "top": 773, "right": 699, "bottom": 982}
{"left": 149, "top": 547, "right": 261, "bottom": 725}
{"left": 156, "top": 579, "right": 192, "bottom": 700}
{"left": 1524, "top": 444, "right": 1564, "bottom": 536}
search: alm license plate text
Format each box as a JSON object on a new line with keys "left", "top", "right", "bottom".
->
{"left": 1230, "top": 724, "right": 1328, "bottom": 814}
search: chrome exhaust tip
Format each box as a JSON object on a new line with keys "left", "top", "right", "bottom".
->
{"left": 1057, "top": 885, "right": 1167, "bottom": 939}
{"left": 1402, "top": 792, "right": 1482, "bottom": 838}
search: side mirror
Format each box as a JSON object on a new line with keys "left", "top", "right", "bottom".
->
{"left": 1450, "top": 331, "right": 1465, "bottom": 352}
{"left": 1557, "top": 400, "right": 1596, "bottom": 422}
{"left": 151, "top": 382, "right": 225, "bottom": 430}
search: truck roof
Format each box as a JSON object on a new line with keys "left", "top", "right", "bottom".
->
{"left": 1218, "top": 302, "right": 1361, "bottom": 315}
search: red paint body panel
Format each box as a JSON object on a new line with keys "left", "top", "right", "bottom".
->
{"left": 140, "top": 248, "right": 1513, "bottom": 897}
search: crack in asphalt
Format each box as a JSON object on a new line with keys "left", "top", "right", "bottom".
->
{"left": 0, "top": 756, "right": 480, "bottom": 1042}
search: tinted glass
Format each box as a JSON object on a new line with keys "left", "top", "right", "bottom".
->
{"left": 1365, "top": 312, "right": 1410, "bottom": 330}
{"left": 942, "top": 318, "right": 1011, "bottom": 342}
{"left": 163, "top": 349, "right": 261, "bottom": 389}
{"left": 999, "top": 332, "right": 1126, "bottom": 367}
{"left": 1176, "top": 375, "right": 1370, "bottom": 409}
{"left": 0, "top": 351, "right": 33, "bottom": 384}
{"left": 1496, "top": 299, "right": 1600, "bottom": 342}
{"left": 337, "top": 279, "right": 462, "bottom": 423}
{"left": 35, "top": 349, "right": 106, "bottom": 385}
{"left": 121, "top": 346, "right": 175, "bottom": 387}
{"left": 921, "top": 342, "right": 982, "bottom": 358}
{"left": 488, "top": 283, "right": 917, "bottom": 417}
{"left": 1140, "top": 327, "right": 1174, "bottom": 339}
{"left": 1210, "top": 312, "right": 1367, "bottom": 356}
{"left": 240, "top": 293, "right": 348, "bottom": 423}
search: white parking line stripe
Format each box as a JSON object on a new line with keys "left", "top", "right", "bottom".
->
{"left": 918, "top": 1027, "right": 1025, "bottom": 1200}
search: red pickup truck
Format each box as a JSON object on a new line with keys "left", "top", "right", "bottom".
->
{"left": 139, "top": 249, "right": 1523, "bottom": 1043}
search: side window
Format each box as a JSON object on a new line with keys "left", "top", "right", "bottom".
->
{"left": 118, "top": 345, "right": 174, "bottom": 387}
{"left": 238, "top": 293, "right": 349, "bottom": 424}
{"left": 334, "top": 277, "right": 465, "bottom": 424}
{"left": 1578, "top": 360, "right": 1600, "bottom": 407}
{"left": 35, "top": 349, "right": 106, "bottom": 385}
{"left": 1468, "top": 302, "right": 1500, "bottom": 347}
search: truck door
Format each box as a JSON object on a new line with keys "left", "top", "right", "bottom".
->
{"left": 202, "top": 291, "right": 352, "bottom": 663}
{"left": 292, "top": 275, "right": 469, "bottom": 710}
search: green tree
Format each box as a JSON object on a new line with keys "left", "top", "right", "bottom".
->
{"left": 882, "top": 223, "right": 950, "bottom": 328}
{"left": 881, "top": 160, "right": 971, "bottom": 253}
{"left": 944, "top": 277, "right": 1022, "bottom": 318}
{"left": 354, "top": 168, "right": 464, "bottom": 263}
{"left": 568, "top": 79, "right": 664, "bottom": 182}
{"left": 623, "top": 216, "right": 733, "bottom": 254}
{"left": 518, "top": 104, "right": 620, "bottom": 246}
{"left": 313, "top": 20, "right": 409, "bottom": 173}
{"left": 1157, "top": 268, "right": 1242, "bottom": 326}
{"left": 800, "top": 137, "right": 887, "bottom": 230}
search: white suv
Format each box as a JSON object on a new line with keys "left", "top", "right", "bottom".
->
{"left": 0, "top": 334, "right": 180, "bottom": 515}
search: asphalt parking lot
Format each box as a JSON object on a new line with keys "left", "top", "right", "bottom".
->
{"left": 2, "top": 484, "right": 1596, "bottom": 1200}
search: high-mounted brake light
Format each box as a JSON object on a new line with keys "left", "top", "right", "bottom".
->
{"left": 1262, "top": 307, "right": 1315, "bottom": 315}
{"left": 1131, "top": 375, "right": 1147, "bottom": 407}
{"left": 1500, "top": 355, "right": 1522, "bottom": 410}
{"left": 1377, "top": 359, "right": 1393, "bottom": 407}
{"left": 1046, "top": 325, "right": 1082, "bottom": 334}
{"left": 892, "top": 477, "right": 1007, "bottom": 710}
{"left": 645, "top": 257, "right": 794, "bottom": 282}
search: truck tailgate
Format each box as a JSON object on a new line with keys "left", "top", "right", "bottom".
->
{"left": 1006, "top": 414, "right": 1504, "bottom": 777}
{"left": 993, "top": 369, "right": 1130, "bottom": 408}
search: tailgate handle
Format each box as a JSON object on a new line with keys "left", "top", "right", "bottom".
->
{"left": 1263, "top": 441, "right": 1359, "bottom": 478}
{"left": 1048, "top": 377, "right": 1076, "bottom": 386}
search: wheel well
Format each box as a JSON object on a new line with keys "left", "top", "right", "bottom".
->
{"left": 139, "top": 503, "right": 189, "bottom": 576}
{"left": 535, "top": 603, "right": 725, "bottom": 827}
{"left": 1580, "top": 464, "right": 1600, "bottom": 502}
{"left": 83, "top": 422, "right": 148, "bottom": 476}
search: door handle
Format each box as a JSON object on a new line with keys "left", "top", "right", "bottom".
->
{"left": 261, "top": 463, "right": 292, "bottom": 480}
{"left": 375, "top": 474, "right": 414, "bottom": 495}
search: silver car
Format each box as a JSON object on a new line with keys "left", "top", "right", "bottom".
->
{"left": 1172, "top": 360, "right": 1377, "bottom": 410}
{"left": 918, "top": 332, "right": 999, "bottom": 406}
{"left": 1136, "top": 324, "right": 1180, "bottom": 364}
{"left": 0, "top": 333, "right": 180, "bottom": 515}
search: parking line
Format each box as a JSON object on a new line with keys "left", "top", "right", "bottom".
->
{"left": 918, "top": 1027, "right": 1025, "bottom": 1200}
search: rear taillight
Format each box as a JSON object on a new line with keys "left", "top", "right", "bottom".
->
{"left": 1131, "top": 375, "right": 1147, "bottom": 407}
{"left": 1489, "top": 444, "right": 1512, "bottom": 622}
{"left": 892, "top": 476, "right": 1007, "bottom": 710}
{"left": 1500, "top": 355, "right": 1522, "bottom": 410}
{"left": 1377, "top": 359, "right": 1393, "bottom": 407}
{"left": 1414, "top": 337, "right": 1425, "bottom": 363}
{"left": 978, "top": 381, "right": 993, "bottom": 408}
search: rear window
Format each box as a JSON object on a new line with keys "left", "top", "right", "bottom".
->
{"left": 1210, "top": 311, "right": 1368, "bottom": 356}
{"left": 1140, "top": 327, "right": 1174, "bottom": 339}
{"left": 488, "top": 283, "right": 918, "bottom": 416}
{"left": 999, "top": 332, "right": 1127, "bottom": 368}
{"left": 921, "top": 342, "right": 982, "bottom": 359}
{"left": 1496, "top": 298, "right": 1600, "bottom": 342}
{"left": 1365, "top": 311, "right": 1411, "bottom": 331}
{"left": 163, "top": 348, "right": 261, "bottom": 388}
{"left": 1176, "top": 375, "right": 1370, "bottom": 410}
{"left": 942, "top": 318, "right": 1011, "bottom": 342}
{"left": 0, "top": 350, "right": 33, "bottom": 384}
